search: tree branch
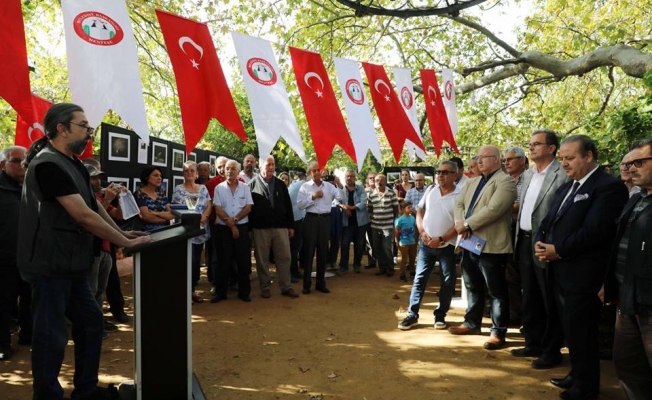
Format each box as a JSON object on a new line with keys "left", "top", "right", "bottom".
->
{"left": 333, "top": 0, "right": 492, "bottom": 18}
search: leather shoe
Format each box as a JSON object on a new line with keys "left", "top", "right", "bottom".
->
{"left": 511, "top": 347, "right": 542, "bottom": 358}
{"left": 483, "top": 333, "right": 505, "bottom": 350}
{"left": 550, "top": 374, "right": 573, "bottom": 389}
{"left": 448, "top": 324, "right": 482, "bottom": 335}
{"left": 302, "top": 288, "right": 311, "bottom": 295}
{"left": 238, "top": 295, "right": 252, "bottom": 302}
{"left": 210, "top": 294, "right": 227, "bottom": 303}
{"left": 315, "top": 286, "right": 330, "bottom": 294}
{"left": 282, "top": 288, "right": 300, "bottom": 298}
{"left": 112, "top": 312, "right": 129, "bottom": 323}
{"left": 559, "top": 387, "right": 598, "bottom": 400}
{"left": 261, "top": 289, "right": 271, "bottom": 299}
{"left": 532, "top": 354, "right": 563, "bottom": 369}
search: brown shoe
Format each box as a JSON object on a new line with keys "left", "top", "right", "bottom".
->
{"left": 448, "top": 324, "right": 482, "bottom": 335}
{"left": 261, "top": 289, "right": 271, "bottom": 299}
{"left": 483, "top": 333, "right": 506, "bottom": 350}
{"left": 282, "top": 288, "right": 299, "bottom": 298}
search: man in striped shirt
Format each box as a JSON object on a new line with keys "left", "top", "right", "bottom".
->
{"left": 367, "top": 174, "right": 399, "bottom": 276}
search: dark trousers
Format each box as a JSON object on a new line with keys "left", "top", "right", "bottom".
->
{"left": 31, "top": 275, "right": 103, "bottom": 400}
{"left": 365, "top": 224, "right": 376, "bottom": 266}
{"left": 552, "top": 278, "right": 602, "bottom": 393}
{"left": 204, "top": 239, "right": 214, "bottom": 284}
{"left": 191, "top": 243, "right": 204, "bottom": 291}
{"left": 290, "top": 219, "right": 304, "bottom": 277}
{"left": 613, "top": 310, "right": 652, "bottom": 399}
{"left": 462, "top": 251, "right": 509, "bottom": 335}
{"left": 371, "top": 228, "right": 393, "bottom": 273}
{"left": 303, "top": 214, "right": 330, "bottom": 290}
{"left": 339, "top": 223, "right": 367, "bottom": 269}
{"left": 517, "top": 232, "right": 563, "bottom": 357}
{"left": 105, "top": 245, "right": 125, "bottom": 318}
{"left": 0, "top": 265, "right": 32, "bottom": 347}
{"left": 214, "top": 224, "right": 251, "bottom": 298}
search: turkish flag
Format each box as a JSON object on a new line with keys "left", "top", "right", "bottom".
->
{"left": 290, "top": 47, "right": 356, "bottom": 168}
{"left": 0, "top": 0, "right": 33, "bottom": 122}
{"left": 156, "top": 10, "right": 246, "bottom": 154}
{"left": 15, "top": 94, "right": 52, "bottom": 147}
{"left": 420, "top": 69, "right": 459, "bottom": 156}
{"left": 362, "top": 62, "right": 425, "bottom": 163}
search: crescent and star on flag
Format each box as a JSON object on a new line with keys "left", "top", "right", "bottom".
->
{"left": 304, "top": 72, "right": 324, "bottom": 97}
{"left": 374, "top": 79, "right": 391, "bottom": 101}
{"left": 178, "top": 36, "right": 203, "bottom": 69}
{"left": 427, "top": 85, "right": 437, "bottom": 106}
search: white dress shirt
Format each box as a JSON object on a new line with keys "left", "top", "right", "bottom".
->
{"left": 519, "top": 162, "right": 553, "bottom": 232}
{"left": 297, "top": 179, "right": 344, "bottom": 214}
{"left": 213, "top": 181, "right": 253, "bottom": 225}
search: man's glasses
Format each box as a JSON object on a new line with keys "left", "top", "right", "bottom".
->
{"left": 70, "top": 122, "right": 95, "bottom": 135}
{"left": 7, "top": 157, "right": 24, "bottom": 164}
{"left": 622, "top": 157, "right": 652, "bottom": 171}
{"left": 529, "top": 142, "right": 548, "bottom": 148}
{"left": 435, "top": 170, "right": 454, "bottom": 175}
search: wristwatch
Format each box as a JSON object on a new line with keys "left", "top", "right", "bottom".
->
{"left": 234, "top": 217, "right": 239, "bottom": 223}
{"left": 438, "top": 236, "right": 444, "bottom": 243}
{"left": 463, "top": 221, "right": 470, "bottom": 230}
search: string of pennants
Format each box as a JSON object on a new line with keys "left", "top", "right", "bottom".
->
{"left": 0, "top": 0, "right": 459, "bottom": 170}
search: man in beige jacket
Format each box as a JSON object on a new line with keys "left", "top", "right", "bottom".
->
{"left": 450, "top": 145, "right": 516, "bottom": 350}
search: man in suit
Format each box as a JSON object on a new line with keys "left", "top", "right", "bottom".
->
{"left": 535, "top": 135, "right": 627, "bottom": 400}
{"left": 604, "top": 138, "right": 652, "bottom": 399}
{"left": 511, "top": 130, "right": 569, "bottom": 370}
{"left": 451, "top": 145, "right": 516, "bottom": 350}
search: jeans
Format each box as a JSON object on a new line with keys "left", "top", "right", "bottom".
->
{"left": 613, "top": 310, "right": 652, "bottom": 399}
{"left": 339, "top": 223, "right": 367, "bottom": 269}
{"left": 371, "top": 228, "right": 393, "bottom": 272}
{"left": 408, "top": 245, "right": 456, "bottom": 319}
{"left": 31, "top": 275, "right": 103, "bottom": 400}
{"left": 461, "top": 251, "right": 509, "bottom": 335}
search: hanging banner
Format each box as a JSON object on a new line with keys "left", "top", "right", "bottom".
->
{"left": 393, "top": 67, "right": 427, "bottom": 160}
{"left": 441, "top": 68, "right": 458, "bottom": 137}
{"left": 420, "top": 69, "right": 459, "bottom": 155}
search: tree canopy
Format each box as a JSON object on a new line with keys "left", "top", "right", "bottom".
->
{"left": 2, "top": 0, "right": 651, "bottom": 171}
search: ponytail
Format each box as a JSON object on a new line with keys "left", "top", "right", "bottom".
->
{"left": 22, "top": 136, "right": 49, "bottom": 169}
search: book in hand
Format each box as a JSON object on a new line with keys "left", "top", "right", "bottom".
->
{"left": 456, "top": 234, "right": 487, "bottom": 255}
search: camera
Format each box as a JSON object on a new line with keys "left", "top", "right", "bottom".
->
{"left": 324, "top": 174, "right": 335, "bottom": 182}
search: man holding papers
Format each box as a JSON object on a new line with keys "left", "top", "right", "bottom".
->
{"left": 451, "top": 145, "right": 516, "bottom": 350}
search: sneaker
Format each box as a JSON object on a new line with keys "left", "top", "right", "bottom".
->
{"left": 434, "top": 316, "right": 447, "bottom": 330}
{"left": 398, "top": 315, "right": 418, "bottom": 330}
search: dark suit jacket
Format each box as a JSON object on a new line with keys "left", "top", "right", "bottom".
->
{"left": 248, "top": 175, "right": 294, "bottom": 230}
{"left": 535, "top": 167, "right": 627, "bottom": 294}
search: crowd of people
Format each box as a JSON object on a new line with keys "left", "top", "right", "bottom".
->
{"left": 0, "top": 103, "right": 650, "bottom": 400}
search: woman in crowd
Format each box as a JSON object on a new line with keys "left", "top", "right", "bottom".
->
{"left": 394, "top": 169, "right": 413, "bottom": 204}
{"left": 279, "top": 171, "right": 291, "bottom": 187}
{"left": 172, "top": 161, "right": 212, "bottom": 303}
{"left": 134, "top": 166, "right": 175, "bottom": 232}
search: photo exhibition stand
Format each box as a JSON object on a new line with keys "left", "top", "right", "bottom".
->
{"left": 120, "top": 210, "right": 206, "bottom": 400}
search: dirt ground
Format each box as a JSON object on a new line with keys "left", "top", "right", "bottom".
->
{"left": 1, "top": 256, "right": 624, "bottom": 400}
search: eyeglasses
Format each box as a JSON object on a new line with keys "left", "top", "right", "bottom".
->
{"left": 622, "top": 156, "right": 652, "bottom": 171}
{"left": 70, "top": 121, "right": 95, "bottom": 135}
{"left": 476, "top": 155, "right": 497, "bottom": 161}
{"left": 435, "top": 170, "right": 454, "bottom": 175}
{"left": 503, "top": 156, "right": 523, "bottom": 163}
{"left": 529, "top": 142, "right": 548, "bottom": 148}
{"left": 7, "top": 157, "right": 24, "bottom": 164}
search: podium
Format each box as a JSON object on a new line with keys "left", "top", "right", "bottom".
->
{"left": 122, "top": 210, "right": 206, "bottom": 400}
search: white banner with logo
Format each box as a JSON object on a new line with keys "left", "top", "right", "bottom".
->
{"left": 231, "top": 32, "right": 306, "bottom": 162}
{"left": 333, "top": 57, "right": 382, "bottom": 171}
{"left": 393, "top": 67, "right": 426, "bottom": 160}
{"left": 61, "top": 0, "right": 149, "bottom": 141}
{"left": 441, "top": 68, "right": 458, "bottom": 137}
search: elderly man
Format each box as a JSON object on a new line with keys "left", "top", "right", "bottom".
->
{"left": 510, "top": 130, "right": 568, "bottom": 369}
{"left": 368, "top": 174, "right": 399, "bottom": 277}
{"left": 450, "top": 156, "right": 469, "bottom": 189}
{"left": 535, "top": 135, "right": 627, "bottom": 400}
{"left": 468, "top": 156, "right": 480, "bottom": 178}
{"left": 337, "top": 169, "right": 369, "bottom": 274}
{"left": 405, "top": 173, "right": 427, "bottom": 214}
{"left": 211, "top": 160, "right": 253, "bottom": 303}
{"left": 398, "top": 161, "right": 460, "bottom": 330}
{"left": 620, "top": 151, "right": 642, "bottom": 197}
{"left": 604, "top": 138, "right": 652, "bottom": 399}
{"left": 450, "top": 145, "right": 516, "bottom": 350}
{"left": 248, "top": 156, "right": 299, "bottom": 299}
{"left": 0, "top": 146, "right": 31, "bottom": 360}
{"left": 239, "top": 154, "right": 257, "bottom": 183}
{"left": 196, "top": 161, "right": 211, "bottom": 185}
{"left": 18, "top": 103, "right": 150, "bottom": 399}
{"left": 297, "top": 161, "right": 344, "bottom": 294}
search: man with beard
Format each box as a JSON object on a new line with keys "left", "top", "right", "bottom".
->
{"left": 239, "top": 154, "right": 257, "bottom": 183}
{"left": 18, "top": 103, "right": 151, "bottom": 399}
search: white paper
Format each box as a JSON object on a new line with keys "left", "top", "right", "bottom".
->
{"left": 118, "top": 191, "right": 140, "bottom": 220}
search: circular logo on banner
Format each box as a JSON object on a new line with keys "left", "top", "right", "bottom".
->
{"left": 444, "top": 81, "right": 453, "bottom": 100}
{"left": 400, "top": 87, "right": 413, "bottom": 109}
{"left": 345, "top": 79, "right": 364, "bottom": 105}
{"left": 246, "top": 58, "right": 277, "bottom": 86}
{"left": 73, "top": 11, "right": 124, "bottom": 46}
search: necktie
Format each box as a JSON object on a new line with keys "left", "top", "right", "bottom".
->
{"left": 556, "top": 181, "right": 580, "bottom": 218}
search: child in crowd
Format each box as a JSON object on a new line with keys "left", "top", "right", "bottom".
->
{"left": 394, "top": 201, "right": 417, "bottom": 282}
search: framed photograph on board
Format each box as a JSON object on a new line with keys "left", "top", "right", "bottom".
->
{"left": 107, "top": 177, "right": 129, "bottom": 190}
{"left": 108, "top": 132, "right": 130, "bottom": 162}
{"left": 133, "top": 178, "right": 142, "bottom": 193}
{"left": 172, "top": 149, "right": 185, "bottom": 171}
{"left": 152, "top": 142, "right": 168, "bottom": 167}
{"left": 187, "top": 152, "right": 196, "bottom": 163}
{"left": 160, "top": 179, "right": 169, "bottom": 197}
{"left": 173, "top": 175, "right": 184, "bottom": 190}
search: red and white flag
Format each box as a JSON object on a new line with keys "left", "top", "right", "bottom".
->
{"left": 393, "top": 67, "right": 427, "bottom": 160}
{"left": 441, "top": 68, "right": 458, "bottom": 136}
{"left": 232, "top": 32, "right": 306, "bottom": 162}
{"left": 0, "top": 0, "right": 33, "bottom": 122}
{"left": 333, "top": 58, "right": 382, "bottom": 171}
{"left": 15, "top": 94, "right": 51, "bottom": 147}
{"left": 362, "top": 62, "right": 425, "bottom": 163}
{"left": 62, "top": 0, "right": 149, "bottom": 141}
{"left": 420, "top": 69, "right": 459, "bottom": 156}
{"left": 290, "top": 47, "right": 356, "bottom": 169}
{"left": 156, "top": 10, "right": 245, "bottom": 155}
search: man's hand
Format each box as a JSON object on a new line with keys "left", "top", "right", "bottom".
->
{"left": 127, "top": 235, "right": 153, "bottom": 247}
{"left": 312, "top": 190, "right": 324, "bottom": 200}
{"left": 288, "top": 228, "right": 294, "bottom": 239}
{"left": 534, "top": 241, "right": 559, "bottom": 262}
{"left": 231, "top": 225, "right": 240, "bottom": 239}
{"left": 225, "top": 217, "right": 236, "bottom": 228}
{"left": 104, "top": 184, "right": 120, "bottom": 202}
{"left": 123, "top": 230, "right": 149, "bottom": 239}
